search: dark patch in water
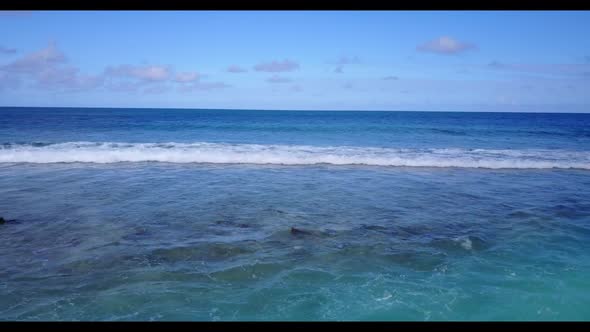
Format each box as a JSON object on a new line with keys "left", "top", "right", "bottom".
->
{"left": 0, "top": 216, "right": 20, "bottom": 225}
{"left": 383, "top": 251, "right": 446, "bottom": 272}
{"left": 359, "top": 224, "right": 389, "bottom": 233}
{"left": 122, "top": 227, "right": 151, "bottom": 241}
{"left": 2, "top": 142, "right": 54, "bottom": 148}
{"left": 551, "top": 204, "right": 589, "bottom": 219}
{"left": 508, "top": 210, "right": 535, "bottom": 219}
{"left": 265, "top": 208, "right": 287, "bottom": 214}
{"left": 58, "top": 259, "right": 99, "bottom": 275}
{"left": 430, "top": 128, "right": 467, "bottom": 136}
{"left": 31, "top": 142, "right": 52, "bottom": 147}
{"left": 150, "top": 246, "right": 205, "bottom": 263}
{"left": 149, "top": 243, "right": 255, "bottom": 264}
{"left": 67, "top": 238, "right": 82, "bottom": 247}
{"left": 291, "top": 227, "right": 312, "bottom": 236}
{"left": 209, "top": 262, "right": 285, "bottom": 282}
{"left": 134, "top": 227, "right": 148, "bottom": 235}
{"left": 397, "top": 224, "right": 434, "bottom": 236}
{"left": 523, "top": 130, "right": 570, "bottom": 137}
{"left": 393, "top": 224, "right": 443, "bottom": 242}
{"left": 215, "top": 219, "right": 250, "bottom": 228}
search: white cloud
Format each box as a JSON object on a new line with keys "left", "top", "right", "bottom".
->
{"left": 266, "top": 75, "right": 292, "bottom": 83}
{"left": 227, "top": 65, "right": 247, "bottom": 73}
{"left": 174, "top": 71, "right": 199, "bottom": 83}
{"left": 0, "top": 42, "right": 102, "bottom": 91}
{"left": 335, "top": 56, "right": 361, "bottom": 65}
{"left": 105, "top": 64, "right": 171, "bottom": 82}
{"left": 417, "top": 36, "right": 476, "bottom": 55}
{"left": 3, "top": 42, "right": 66, "bottom": 73}
{"left": 178, "top": 81, "right": 230, "bottom": 92}
{"left": 254, "top": 59, "right": 299, "bottom": 72}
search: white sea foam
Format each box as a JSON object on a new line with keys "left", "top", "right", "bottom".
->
{"left": 0, "top": 142, "right": 589, "bottom": 169}
{"left": 460, "top": 238, "right": 473, "bottom": 250}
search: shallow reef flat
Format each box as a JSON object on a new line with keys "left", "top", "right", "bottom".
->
{"left": 1, "top": 163, "right": 589, "bottom": 320}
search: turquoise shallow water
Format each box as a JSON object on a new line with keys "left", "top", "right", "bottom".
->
{"left": 0, "top": 108, "right": 589, "bottom": 320}
{"left": 1, "top": 164, "right": 589, "bottom": 320}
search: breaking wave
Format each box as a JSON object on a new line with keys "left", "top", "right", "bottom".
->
{"left": 0, "top": 142, "right": 589, "bottom": 169}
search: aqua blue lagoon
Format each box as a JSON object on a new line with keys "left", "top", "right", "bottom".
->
{"left": 1, "top": 107, "right": 589, "bottom": 320}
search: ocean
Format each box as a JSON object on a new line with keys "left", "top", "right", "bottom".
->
{"left": 0, "top": 107, "right": 589, "bottom": 320}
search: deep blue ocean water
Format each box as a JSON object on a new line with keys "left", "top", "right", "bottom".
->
{"left": 0, "top": 107, "right": 589, "bottom": 320}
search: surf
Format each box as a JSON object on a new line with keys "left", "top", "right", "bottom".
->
{"left": 0, "top": 141, "right": 589, "bottom": 169}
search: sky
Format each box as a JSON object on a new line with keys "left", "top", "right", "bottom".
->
{"left": 0, "top": 10, "right": 589, "bottom": 112}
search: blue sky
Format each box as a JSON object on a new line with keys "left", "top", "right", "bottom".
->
{"left": 0, "top": 10, "right": 589, "bottom": 112}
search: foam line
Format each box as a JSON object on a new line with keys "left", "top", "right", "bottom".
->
{"left": 1, "top": 142, "right": 588, "bottom": 169}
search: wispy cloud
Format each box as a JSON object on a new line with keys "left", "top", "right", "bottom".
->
{"left": 487, "top": 60, "right": 590, "bottom": 77}
{"left": 331, "top": 56, "right": 360, "bottom": 74}
{"left": 0, "top": 42, "right": 102, "bottom": 91}
{"left": 227, "top": 65, "right": 247, "bottom": 73}
{"left": 0, "top": 42, "right": 229, "bottom": 95}
{"left": 417, "top": 36, "right": 476, "bottom": 55}
{"left": 103, "top": 64, "right": 193, "bottom": 94}
{"left": 3, "top": 42, "right": 66, "bottom": 73}
{"left": 382, "top": 76, "right": 399, "bottom": 80}
{"left": 291, "top": 85, "right": 303, "bottom": 92}
{"left": 196, "top": 82, "right": 230, "bottom": 90}
{"left": 174, "top": 71, "right": 199, "bottom": 83}
{"left": 105, "top": 66, "right": 219, "bottom": 94}
{"left": 35, "top": 66, "right": 104, "bottom": 91}
{"left": 488, "top": 61, "right": 507, "bottom": 69}
{"left": 266, "top": 75, "right": 292, "bottom": 83}
{"left": 335, "top": 56, "right": 361, "bottom": 65}
{"left": 254, "top": 59, "right": 299, "bottom": 72}
{"left": 0, "top": 46, "right": 16, "bottom": 55}
{"left": 104, "top": 64, "right": 171, "bottom": 82}
{"left": 178, "top": 81, "right": 230, "bottom": 92}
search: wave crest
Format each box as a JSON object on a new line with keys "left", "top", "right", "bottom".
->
{"left": 0, "top": 142, "right": 589, "bottom": 169}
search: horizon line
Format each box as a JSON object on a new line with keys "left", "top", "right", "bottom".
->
{"left": 0, "top": 105, "right": 589, "bottom": 114}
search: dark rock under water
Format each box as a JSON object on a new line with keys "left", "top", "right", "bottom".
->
{"left": 290, "top": 227, "right": 313, "bottom": 236}
{"left": 0, "top": 216, "right": 18, "bottom": 225}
